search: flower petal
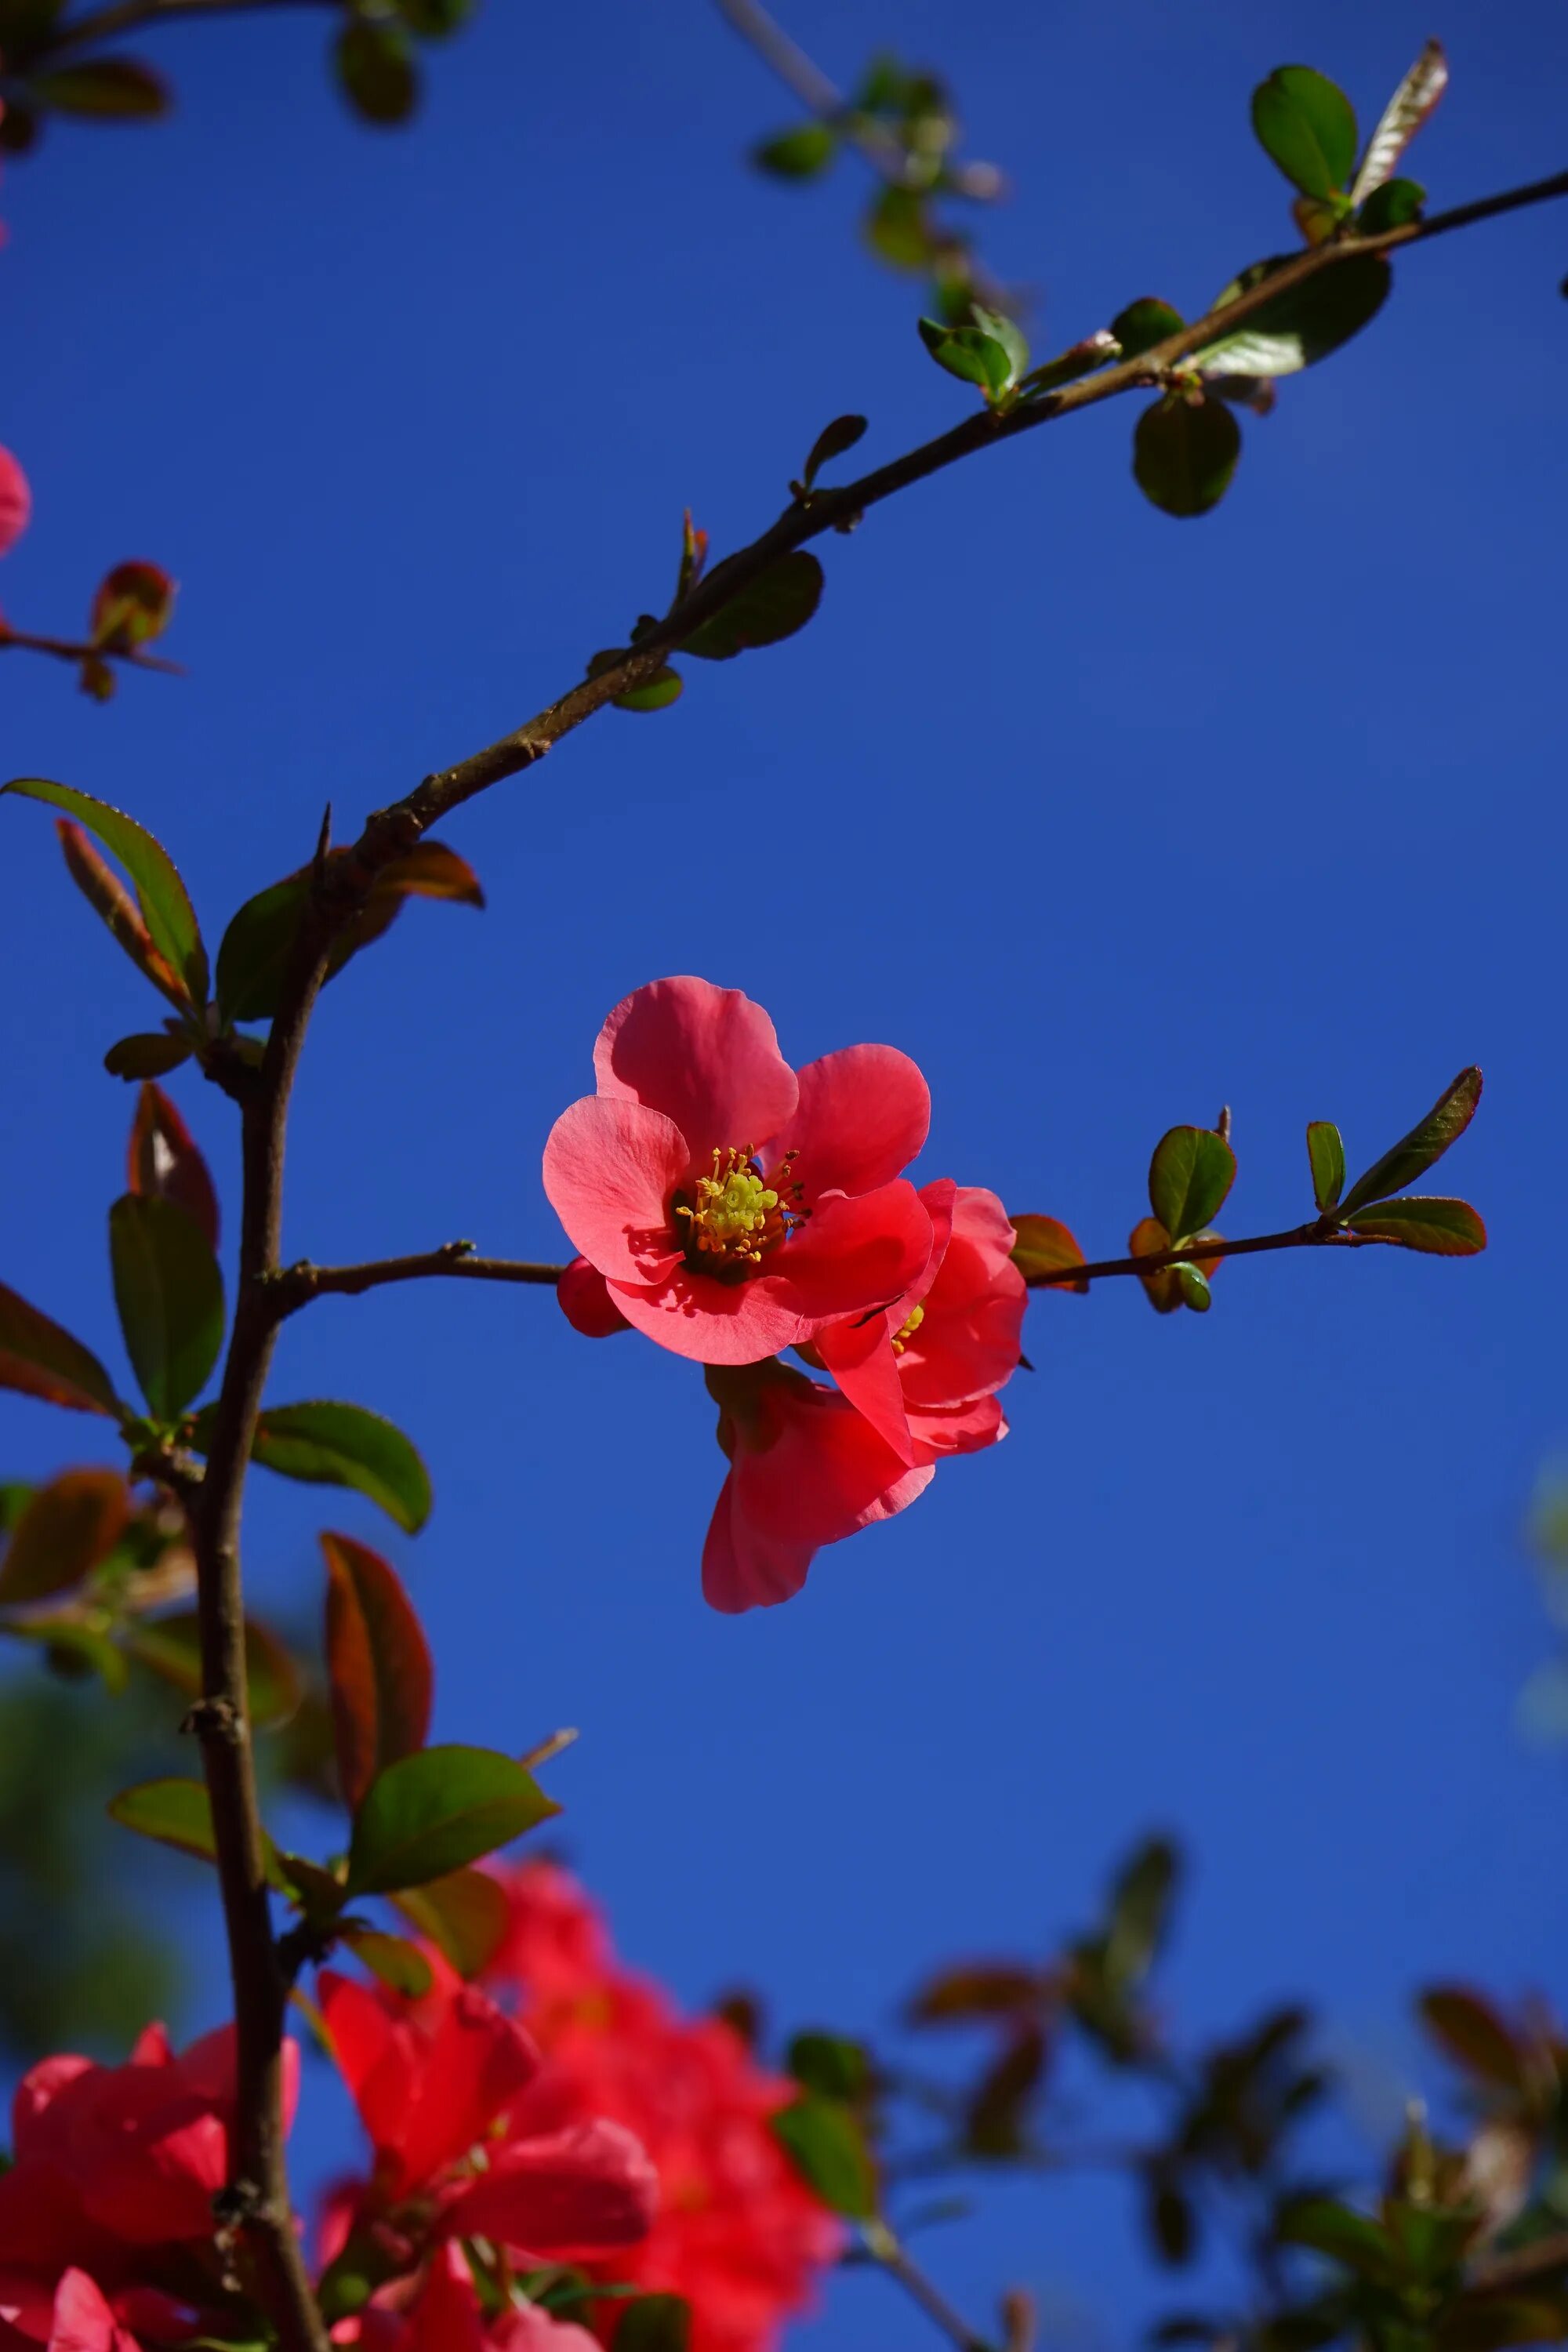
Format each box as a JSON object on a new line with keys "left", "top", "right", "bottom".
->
{"left": 440, "top": 2120, "right": 658, "bottom": 2255}
{"left": 906, "top": 1396, "right": 1007, "bottom": 1455}
{"left": 47, "top": 2270, "right": 136, "bottom": 2352}
{"left": 779, "top": 1181, "right": 935, "bottom": 1325}
{"left": 814, "top": 1314, "right": 916, "bottom": 1465}
{"left": 542, "top": 1097, "right": 688, "bottom": 1287}
{"left": 768, "top": 1045, "right": 929, "bottom": 1203}
{"left": 593, "top": 978, "right": 797, "bottom": 1161}
{"left": 702, "top": 1472, "right": 818, "bottom": 1613}
{"left": 898, "top": 1186, "right": 1025, "bottom": 1408}
{"left": 612, "top": 1268, "right": 815, "bottom": 1367}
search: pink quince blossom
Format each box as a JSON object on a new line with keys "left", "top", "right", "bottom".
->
{"left": 0, "top": 446, "right": 31, "bottom": 561}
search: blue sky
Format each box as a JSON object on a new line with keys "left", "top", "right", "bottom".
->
{"left": 2, "top": 0, "right": 1564, "bottom": 2337}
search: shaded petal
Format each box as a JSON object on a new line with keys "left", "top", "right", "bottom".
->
{"left": 46, "top": 2271, "right": 136, "bottom": 2352}
{"left": 898, "top": 1185, "right": 1025, "bottom": 1408}
{"left": 439, "top": 2121, "right": 657, "bottom": 2255}
{"left": 397, "top": 1985, "right": 539, "bottom": 2196}
{"left": 542, "top": 1098, "right": 687, "bottom": 1287}
{"left": 593, "top": 978, "right": 797, "bottom": 1162}
{"left": 556, "top": 1257, "right": 630, "bottom": 1338}
{"left": 780, "top": 1182, "right": 934, "bottom": 1324}
{"left": 702, "top": 1473, "right": 817, "bottom": 1614}
{"left": 768, "top": 1045, "right": 929, "bottom": 1204}
{"left": 407, "top": 2246, "right": 487, "bottom": 2352}
{"left": 907, "top": 1396, "right": 1007, "bottom": 1455}
{"left": 815, "top": 1314, "right": 915, "bottom": 1465}
{"left": 735, "top": 1381, "right": 927, "bottom": 1544}
{"left": 612, "top": 1269, "right": 814, "bottom": 1367}
{"left": 12, "top": 2058, "right": 94, "bottom": 2163}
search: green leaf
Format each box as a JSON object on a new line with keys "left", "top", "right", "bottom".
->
{"left": 1278, "top": 2198, "right": 1405, "bottom": 2286}
{"left": 1105, "top": 1835, "right": 1180, "bottom": 1987}
{"left": 678, "top": 554, "right": 823, "bottom": 661}
{"left": 0, "top": 1468, "right": 129, "bottom": 1606}
{"left": 31, "top": 56, "right": 168, "bottom": 115}
{"left": 1194, "top": 253, "right": 1391, "bottom": 379}
{"left": 1009, "top": 1212, "right": 1088, "bottom": 1293}
{"left": 339, "top": 1926, "right": 434, "bottom": 1998}
{"left": 1339, "top": 1066, "right": 1483, "bottom": 1214}
{"left": 968, "top": 304, "right": 1030, "bottom": 384}
{"left": 391, "top": 1865, "right": 510, "bottom": 1977}
{"left": 104, "top": 1033, "right": 191, "bottom": 1080}
{"left": 207, "top": 1401, "right": 433, "bottom": 1534}
{"left": 1149, "top": 1127, "right": 1236, "bottom": 1242}
{"left": 614, "top": 2298, "right": 692, "bottom": 2352}
{"left": 1351, "top": 40, "right": 1448, "bottom": 204}
{"left": 274, "top": 1849, "right": 350, "bottom": 1922}
{"left": 1132, "top": 394, "right": 1240, "bottom": 518}
{"left": 863, "top": 183, "right": 932, "bottom": 271}
{"left": 917, "top": 316, "right": 1012, "bottom": 401}
{"left": 7, "top": 1613, "right": 128, "bottom": 1690}
{"left": 770, "top": 2093, "right": 877, "bottom": 2218}
{"left": 800, "top": 413, "right": 867, "bottom": 492}
{"left": 336, "top": 16, "right": 417, "bottom": 124}
{"left": 1110, "top": 298, "right": 1185, "bottom": 358}
{"left": 322, "top": 1531, "right": 434, "bottom": 1812}
{"left": 4, "top": 780, "right": 207, "bottom": 1005}
{"left": 1357, "top": 176, "right": 1425, "bottom": 232}
{"left": 125, "top": 1610, "right": 303, "bottom": 1730}
{"left": 614, "top": 666, "right": 684, "bottom": 713}
{"left": 1174, "top": 1263, "right": 1211, "bottom": 1312}
{"left": 752, "top": 122, "right": 836, "bottom": 180}
{"left": 1250, "top": 67, "right": 1359, "bottom": 199}
{"left": 345, "top": 1744, "right": 559, "bottom": 1896}
{"left": 1418, "top": 1986, "right": 1526, "bottom": 2089}
{"left": 1306, "top": 1122, "right": 1345, "bottom": 1213}
{"left": 788, "top": 2031, "right": 870, "bottom": 2103}
{"left": 394, "top": 0, "right": 472, "bottom": 34}
{"left": 1342, "top": 1196, "right": 1486, "bottom": 1256}
{"left": 107, "top": 1776, "right": 218, "bottom": 1866}
{"left": 108, "top": 1192, "right": 225, "bottom": 1421}
{"left": 0, "top": 1281, "right": 122, "bottom": 1417}
{"left": 214, "top": 875, "right": 309, "bottom": 1027}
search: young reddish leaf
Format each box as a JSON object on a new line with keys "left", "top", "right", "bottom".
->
{"left": 31, "top": 57, "right": 169, "bottom": 114}
{"left": 56, "top": 819, "right": 190, "bottom": 1010}
{"left": 321, "top": 1530, "right": 434, "bottom": 1810}
{"left": 1343, "top": 1197, "right": 1486, "bottom": 1256}
{"left": 339, "top": 1925, "right": 435, "bottom": 1999}
{"left": 1132, "top": 394, "right": 1241, "bottom": 519}
{"left": 1339, "top": 1068, "right": 1483, "bottom": 1215}
{"left": 966, "top": 2024, "right": 1047, "bottom": 2155}
{"left": 1306, "top": 1121, "right": 1345, "bottom": 1214}
{"left": 104, "top": 1033, "right": 192, "bottom": 1080}
{"left": 0, "top": 1468, "right": 129, "bottom": 1606}
{"left": 344, "top": 1744, "right": 559, "bottom": 1896}
{"left": 1418, "top": 1987, "right": 1527, "bottom": 2090}
{"left": 391, "top": 1865, "right": 510, "bottom": 1978}
{"left": 1250, "top": 67, "right": 1359, "bottom": 200}
{"left": 1351, "top": 39, "right": 1449, "bottom": 204}
{"left": 906, "top": 1963, "right": 1043, "bottom": 2024}
{"left": 1131, "top": 1216, "right": 1181, "bottom": 1314}
{"left": 0, "top": 1281, "right": 122, "bottom": 1417}
{"left": 1149, "top": 1127, "right": 1236, "bottom": 1242}
{"left": 128, "top": 1082, "right": 220, "bottom": 1250}
{"left": 108, "top": 1192, "right": 226, "bottom": 1421}
{"left": 678, "top": 554, "right": 823, "bottom": 660}
{"left": 126, "top": 1609, "right": 303, "bottom": 1729}
{"left": 5, "top": 780, "right": 207, "bottom": 1007}
{"left": 90, "top": 561, "right": 176, "bottom": 651}
{"left": 771, "top": 2092, "right": 878, "bottom": 2218}
{"left": 1009, "top": 1213, "right": 1088, "bottom": 1294}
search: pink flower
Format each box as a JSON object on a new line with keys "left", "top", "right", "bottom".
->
{"left": 699, "top": 1358, "right": 932, "bottom": 1612}
{"left": 0, "top": 446, "right": 30, "bottom": 559}
{"left": 329, "top": 2244, "right": 601, "bottom": 2352}
{"left": 543, "top": 978, "right": 935, "bottom": 1366}
{"left": 812, "top": 1183, "right": 1026, "bottom": 1465}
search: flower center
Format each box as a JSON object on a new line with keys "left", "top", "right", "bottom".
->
{"left": 675, "top": 1147, "right": 803, "bottom": 1278}
{"left": 891, "top": 1301, "right": 926, "bottom": 1352}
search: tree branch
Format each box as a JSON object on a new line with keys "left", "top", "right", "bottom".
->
{"left": 0, "top": 627, "right": 182, "bottom": 675}
{"left": 1025, "top": 1219, "right": 1386, "bottom": 1290}
{"left": 267, "top": 1242, "right": 565, "bottom": 1316}
{"left": 38, "top": 0, "right": 328, "bottom": 64}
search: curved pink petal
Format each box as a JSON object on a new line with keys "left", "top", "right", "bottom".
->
{"left": 593, "top": 978, "right": 797, "bottom": 1163}
{"left": 0, "top": 449, "right": 31, "bottom": 561}
{"left": 612, "top": 1267, "right": 816, "bottom": 1367}
{"left": 46, "top": 2270, "right": 135, "bottom": 2352}
{"left": 768, "top": 1045, "right": 929, "bottom": 1204}
{"left": 702, "top": 1474, "right": 817, "bottom": 1614}
{"left": 542, "top": 1097, "right": 687, "bottom": 1287}
{"left": 906, "top": 1396, "right": 1007, "bottom": 1455}
{"left": 556, "top": 1257, "right": 630, "bottom": 1338}
{"left": 898, "top": 1185, "right": 1025, "bottom": 1409}
{"left": 439, "top": 2121, "right": 657, "bottom": 2256}
{"left": 815, "top": 1314, "right": 916, "bottom": 1465}
{"left": 779, "top": 1181, "right": 935, "bottom": 1325}
{"left": 406, "top": 2246, "right": 487, "bottom": 2352}
{"left": 733, "top": 1380, "right": 927, "bottom": 1545}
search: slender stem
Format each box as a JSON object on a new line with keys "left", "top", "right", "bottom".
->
{"left": 1027, "top": 1219, "right": 1382, "bottom": 1290}
{"left": 0, "top": 628, "right": 182, "bottom": 674}
{"left": 862, "top": 2220, "right": 1000, "bottom": 2352}
{"left": 267, "top": 1243, "right": 565, "bottom": 1316}
{"left": 38, "top": 0, "right": 327, "bottom": 64}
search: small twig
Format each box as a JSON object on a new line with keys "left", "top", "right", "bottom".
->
{"left": 518, "top": 1726, "right": 580, "bottom": 1772}
{"left": 862, "top": 2220, "right": 1000, "bottom": 2352}
{"left": 266, "top": 1243, "right": 565, "bottom": 1319}
{"left": 0, "top": 627, "right": 182, "bottom": 675}
{"left": 36, "top": 0, "right": 327, "bottom": 65}
{"left": 1027, "top": 1219, "right": 1382, "bottom": 1291}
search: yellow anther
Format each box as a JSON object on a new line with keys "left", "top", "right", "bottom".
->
{"left": 891, "top": 1301, "right": 926, "bottom": 1353}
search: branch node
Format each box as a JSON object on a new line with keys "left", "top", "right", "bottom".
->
{"left": 182, "top": 1695, "right": 242, "bottom": 1744}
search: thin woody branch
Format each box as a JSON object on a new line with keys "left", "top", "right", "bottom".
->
{"left": 0, "top": 627, "right": 182, "bottom": 675}
{"left": 266, "top": 1243, "right": 565, "bottom": 1316}
{"left": 1028, "top": 1218, "right": 1383, "bottom": 1290}
{"left": 37, "top": 0, "right": 328, "bottom": 64}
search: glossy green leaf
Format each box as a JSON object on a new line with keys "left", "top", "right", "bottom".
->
{"left": 214, "top": 875, "right": 308, "bottom": 1027}
{"left": 104, "top": 1033, "right": 191, "bottom": 1081}
{"left": 615, "top": 2298, "right": 692, "bottom": 2352}
{"left": 917, "top": 316, "right": 1012, "bottom": 400}
{"left": 770, "top": 2092, "right": 877, "bottom": 2219}
{"left": 129, "top": 1081, "right": 220, "bottom": 1251}
{"left": 1195, "top": 253, "right": 1391, "bottom": 379}
{"left": 1340, "top": 1067, "right": 1483, "bottom": 1214}
{"left": 1009, "top": 1212, "right": 1088, "bottom": 1293}
{"left": 1278, "top": 2198, "right": 1404, "bottom": 2286}
{"left": 125, "top": 1610, "right": 303, "bottom": 1730}
{"left": 108, "top": 1192, "right": 225, "bottom": 1421}
{"left": 752, "top": 122, "right": 836, "bottom": 179}
{"left": 1149, "top": 1127, "right": 1236, "bottom": 1242}
{"left": 220, "top": 1402, "right": 433, "bottom": 1534}
{"left": 55, "top": 817, "right": 190, "bottom": 1009}
{"left": 1174, "top": 1263, "right": 1212, "bottom": 1312}
{"left": 1110, "top": 298, "right": 1185, "bottom": 358}
{"left": 1132, "top": 394, "right": 1240, "bottom": 518}
{"left": 969, "top": 303, "right": 1029, "bottom": 383}
{"left": 0, "top": 1281, "right": 122, "bottom": 1417}
{"left": 391, "top": 1864, "right": 510, "bottom": 1977}
{"left": 32, "top": 56, "right": 168, "bottom": 115}
{"left": 337, "top": 16, "right": 417, "bottom": 124}
{"left": 0, "top": 1468, "right": 129, "bottom": 1606}
{"left": 1306, "top": 1122, "right": 1345, "bottom": 1213}
{"left": 800, "top": 413, "right": 867, "bottom": 492}
{"left": 4, "top": 780, "right": 207, "bottom": 1005}
{"left": 1342, "top": 1196, "right": 1486, "bottom": 1255}
{"left": 788, "top": 2031, "right": 870, "bottom": 2103}
{"left": 321, "top": 1531, "right": 433, "bottom": 1811}
{"left": 678, "top": 554, "right": 823, "bottom": 660}
{"left": 1358, "top": 176, "right": 1425, "bottom": 232}
{"left": 1351, "top": 40, "right": 1448, "bottom": 203}
{"left": 1250, "top": 67, "right": 1359, "bottom": 199}
{"left": 340, "top": 1926, "right": 434, "bottom": 1998}
{"left": 614, "top": 667, "right": 684, "bottom": 713}
{"left": 345, "top": 1744, "right": 559, "bottom": 1896}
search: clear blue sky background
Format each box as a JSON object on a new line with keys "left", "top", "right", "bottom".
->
{"left": 2, "top": 0, "right": 1563, "bottom": 2339}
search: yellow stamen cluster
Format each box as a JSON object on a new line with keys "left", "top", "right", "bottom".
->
{"left": 891, "top": 1301, "right": 926, "bottom": 1353}
{"left": 676, "top": 1147, "right": 801, "bottom": 1269}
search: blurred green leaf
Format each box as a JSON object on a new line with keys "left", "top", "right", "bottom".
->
{"left": 1306, "top": 1122, "right": 1345, "bottom": 1214}
{"left": 394, "top": 0, "right": 472, "bottom": 33}
{"left": 31, "top": 56, "right": 168, "bottom": 115}
{"left": 788, "top": 2031, "right": 871, "bottom": 2103}
{"left": 0, "top": 1280, "right": 122, "bottom": 1417}
{"left": 0, "top": 1468, "right": 129, "bottom": 1606}
{"left": 1195, "top": 254, "right": 1390, "bottom": 379}
{"left": 109, "top": 1192, "right": 224, "bottom": 1421}
{"left": 4, "top": 779, "right": 207, "bottom": 1005}
{"left": 1110, "top": 298, "right": 1185, "bottom": 358}
{"left": 1149, "top": 1127, "right": 1236, "bottom": 1241}
{"left": 1278, "top": 2198, "right": 1404, "bottom": 2285}
{"left": 337, "top": 16, "right": 418, "bottom": 124}
{"left": 906, "top": 1963, "right": 1042, "bottom": 2024}
{"left": 107, "top": 1776, "right": 219, "bottom": 1865}
{"left": 1250, "top": 67, "right": 1359, "bottom": 199}
{"left": 679, "top": 554, "right": 823, "bottom": 659}
{"left": 104, "top": 1033, "right": 191, "bottom": 1081}
{"left": 1106, "top": 1835, "right": 1180, "bottom": 1987}
{"left": 125, "top": 1610, "right": 303, "bottom": 1730}
{"left": 1358, "top": 176, "right": 1425, "bottom": 232}
{"left": 340, "top": 1924, "right": 434, "bottom": 1998}
{"left": 391, "top": 1864, "right": 510, "bottom": 1977}
{"left": 614, "top": 2297, "right": 692, "bottom": 2352}
{"left": 1340, "top": 1069, "right": 1483, "bottom": 1214}
{"left": 1132, "top": 394, "right": 1240, "bottom": 518}
{"left": 345, "top": 1744, "right": 558, "bottom": 1895}
{"left": 752, "top": 122, "right": 836, "bottom": 180}
{"left": 863, "top": 183, "right": 932, "bottom": 270}
{"left": 965, "top": 2023, "right": 1047, "bottom": 2155}
{"left": 771, "top": 2092, "right": 878, "bottom": 2217}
